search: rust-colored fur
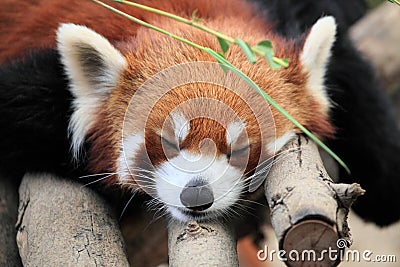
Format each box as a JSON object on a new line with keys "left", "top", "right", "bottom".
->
{"left": 0, "top": 0, "right": 333, "bottom": 186}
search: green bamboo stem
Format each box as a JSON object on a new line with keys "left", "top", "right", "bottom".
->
{"left": 113, "top": 0, "right": 288, "bottom": 67}
{"left": 205, "top": 49, "right": 350, "bottom": 173}
{"left": 388, "top": 0, "right": 400, "bottom": 6}
{"left": 115, "top": 0, "right": 234, "bottom": 42}
{"left": 91, "top": 0, "right": 205, "bottom": 50}
{"left": 89, "top": 0, "right": 350, "bottom": 173}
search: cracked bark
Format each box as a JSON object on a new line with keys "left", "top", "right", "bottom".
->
{"left": 167, "top": 220, "right": 238, "bottom": 267}
{"left": 165, "top": 136, "right": 364, "bottom": 267}
{"left": 264, "top": 135, "right": 364, "bottom": 267}
{"left": 16, "top": 173, "right": 130, "bottom": 267}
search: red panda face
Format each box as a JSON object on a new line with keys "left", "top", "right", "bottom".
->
{"left": 56, "top": 15, "right": 336, "bottom": 221}
{"left": 115, "top": 64, "right": 279, "bottom": 221}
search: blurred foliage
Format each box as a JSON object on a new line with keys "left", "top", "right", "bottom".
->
{"left": 367, "top": 0, "right": 385, "bottom": 9}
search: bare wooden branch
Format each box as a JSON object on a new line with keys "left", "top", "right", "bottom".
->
{"left": 167, "top": 220, "right": 238, "bottom": 267}
{"left": 16, "top": 173, "right": 130, "bottom": 266}
{"left": 264, "top": 135, "right": 364, "bottom": 267}
{"left": 0, "top": 175, "right": 22, "bottom": 267}
{"left": 350, "top": 2, "right": 400, "bottom": 92}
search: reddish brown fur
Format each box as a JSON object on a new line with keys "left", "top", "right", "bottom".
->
{"left": 0, "top": 0, "right": 263, "bottom": 63}
{"left": 0, "top": 0, "right": 333, "bottom": 186}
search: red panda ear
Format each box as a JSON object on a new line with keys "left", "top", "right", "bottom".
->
{"left": 57, "top": 23, "right": 126, "bottom": 97}
{"left": 56, "top": 23, "right": 127, "bottom": 157}
{"left": 300, "top": 16, "right": 337, "bottom": 113}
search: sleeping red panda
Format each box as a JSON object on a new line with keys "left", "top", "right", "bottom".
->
{"left": 0, "top": 0, "right": 399, "bottom": 224}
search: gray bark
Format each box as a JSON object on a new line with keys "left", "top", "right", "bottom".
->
{"left": 264, "top": 135, "right": 364, "bottom": 267}
{"left": 16, "top": 173, "right": 130, "bottom": 267}
{"left": 167, "top": 220, "right": 238, "bottom": 267}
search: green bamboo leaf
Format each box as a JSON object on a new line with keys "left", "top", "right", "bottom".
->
{"left": 191, "top": 9, "right": 202, "bottom": 22}
{"left": 254, "top": 40, "right": 273, "bottom": 54}
{"left": 265, "top": 52, "right": 282, "bottom": 69}
{"left": 280, "top": 58, "right": 290, "bottom": 66}
{"left": 235, "top": 39, "right": 257, "bottom": 64}
{"left": 254, "top": 40, "right": 285, "bottom": 69}
{"left": 209, "top": 50, "right": 230, "bottom": 72}
{"left": 255, "top": 41, "right": 277, "bottom": 68}
{"left": 217, "top": 37, "right": 230, "bottom": 54}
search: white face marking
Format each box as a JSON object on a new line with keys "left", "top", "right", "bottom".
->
{"left": 267, "top": 130, "right": 296, "bottom": 154}
{"left": 117, "top": 133, "right": 144, "bottom": 182}
{"left": 226, "top": 121, "right": 246, "bottom": 145}
{"left": 154, "top": 150, "right": 244, "bottom": 222}
{"left": 171, "top": 112, "right": 190, "bottom": 142}
{"left": 300, "top": 16, "right": 336, "bottom": 113}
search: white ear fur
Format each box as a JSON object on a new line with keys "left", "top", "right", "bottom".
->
{"left": 171, "top": 112, "right": 190, "bottom": 142}
{"left": 226, "top": 121, "right": 246, "bottom": 145}
{"left": 57, "top": 23, "right": 127, "bottom": 158}
{"left": 301, "top": 16, "right": 337, "bottom": 113}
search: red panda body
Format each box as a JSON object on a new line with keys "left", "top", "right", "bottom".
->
{"left": 0, "top": 0, "right": 336, "bottom": 221}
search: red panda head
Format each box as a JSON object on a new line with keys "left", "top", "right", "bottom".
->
{"left": 56, "top": 16, "right": 336, "bottom": 221}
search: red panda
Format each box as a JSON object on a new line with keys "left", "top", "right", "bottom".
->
{"left": 0, "top": 0, "right": 337, "bottom": 221}
{"left": 0, "top": 0, "right": 365, "bottom": 222}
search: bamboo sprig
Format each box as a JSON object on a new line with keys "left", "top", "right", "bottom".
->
{"left": 91, "top": 0, "right": 205, "bottom": 51}
{"left": 388, "top": 0, "right": 400, "bottom": 6}
{"left": 113, "top": 0, "right": 289, "bottom": 68}
{"left": 205, "top": 49, "right": 350, "bottom": 174}
{"left": 89, "top": 0, "right": 350, "bottom": 174}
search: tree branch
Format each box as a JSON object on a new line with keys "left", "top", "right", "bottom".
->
{"left": 264, "top": 135, "right": 364, "bottom": 266}
{"left": 16, "top": 173, "right": 130, "bottom": 266}
{"left": 167, "top": 220, "right": 238, "bottom": 267}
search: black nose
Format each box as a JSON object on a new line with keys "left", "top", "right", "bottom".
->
{"left": 180, "top": 179, "right": 214, "bottom": 211}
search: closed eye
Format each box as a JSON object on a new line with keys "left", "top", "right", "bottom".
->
{"left": 161, "top": 136, "right": 179, "bottom": 151}
{"left": 228, "top": 145, "right": 250, "bottom": 158}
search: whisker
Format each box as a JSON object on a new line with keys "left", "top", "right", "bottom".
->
{"left": 145, "top": 198, "right": 161, "bottom": 210}
{"left": 127, "top": 168, "right": 157, "bottom": 175}
{"left": 230, "top": 201, "right": 262, "bottom": 220}
{"left": 244, "top": 148, "right": 301, "bottom": 181}
{"left": 119, "top": 192, "right": 137, "bottom": 220}
{"left": 78, "top": 171, "right": 125, "bottom": 179}
{"left": 237, "top": 198, "right": 268, "bottom": 208}
{"left": 147, "top": 207, "right": 168, "bottom": 229}
{"left": 143, "top": 200, "right": 169, "bottom": 230}
{"left": 117, "top": 182, "right": 157, "bottom": 190}
{"left": 134, "top": 174, "right": 156, "bottom": 180}
{"left": 81, "top": 173, "right": 117, "bottom": 188}
{"left": 242, "top": 147, "right": 301, "bottom": 177}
